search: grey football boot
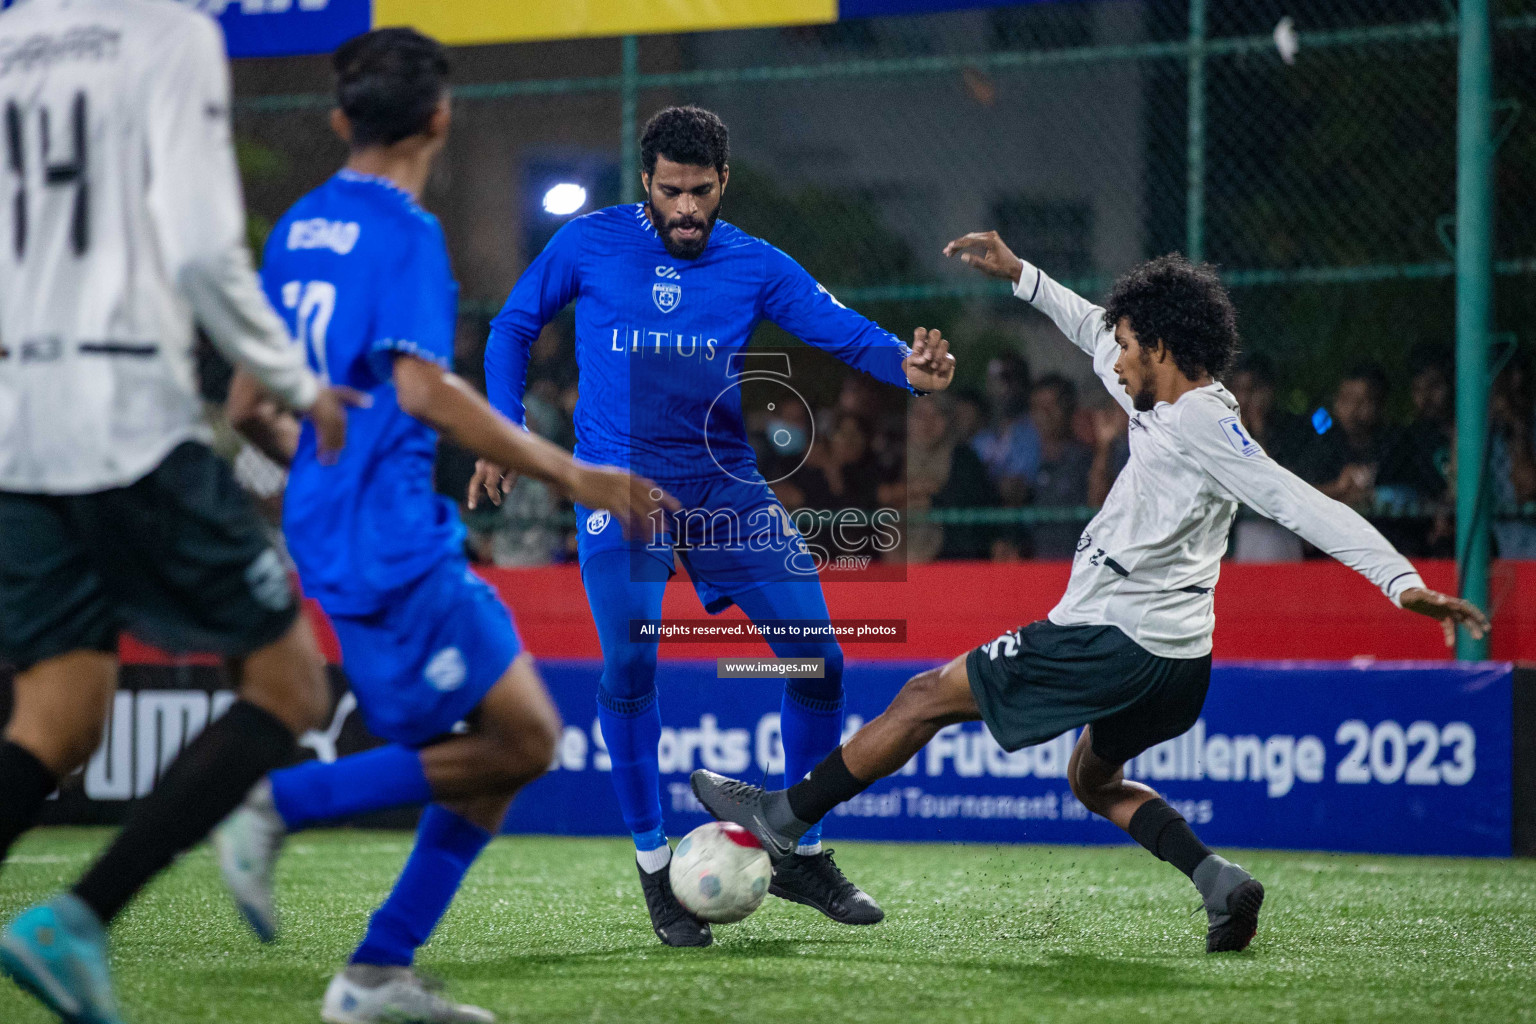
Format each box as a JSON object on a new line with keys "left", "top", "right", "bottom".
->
{"left": 690, "top": 770, "right": 883, "bottom": 925}
{"left": 1195, "top": 856, "right": 1265, "bottom": 953}
{"left": 689, "top": 770, "right": 804, "bottom": 863}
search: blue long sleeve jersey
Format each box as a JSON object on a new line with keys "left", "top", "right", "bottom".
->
{"left": 486, "top": 204, "right": 916, "bottom": 484}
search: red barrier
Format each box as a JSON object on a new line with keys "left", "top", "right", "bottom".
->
{"left": 119, "top": 559, "right": 1534, "bottom": 666}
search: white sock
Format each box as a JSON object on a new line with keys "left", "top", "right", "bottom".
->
{"left": 636, "top": 844, "right": 672, "bottom": 874}
{"left": 795, "top": 840, "right": 823, "bottom": 856}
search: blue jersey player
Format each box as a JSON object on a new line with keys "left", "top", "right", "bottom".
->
{"left": 213, "top": 31, "right": 673, "bottom": 1023}
{"left": 473, "top": 106, "right": 956, "bottom": 946}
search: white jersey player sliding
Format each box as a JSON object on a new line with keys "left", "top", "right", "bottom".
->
{"left": 691, "top": 230, "right": 1489, "bottom": 955}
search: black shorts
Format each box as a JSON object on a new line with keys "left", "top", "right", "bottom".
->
{"left": 0, "top": 442, "right": 298, "bottom": 671}
{"left": 965, "top": 620, "right": 1211, "bottom": 765}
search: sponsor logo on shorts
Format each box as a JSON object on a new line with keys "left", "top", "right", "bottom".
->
{"left": 245, "top": 550, "right": 293, "bottom": 613}
{"left": 424, "top": 647, "right": 467, "bottom": 693}
{"left": 586, "top": 510, "right": 611, "bottom": 535}
{"left": 982, "top": 629, "right": 1021, "bottom": 661}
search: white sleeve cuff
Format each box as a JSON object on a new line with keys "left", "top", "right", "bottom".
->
{"left": 1386, "top": 571, "right": 1425, "bottom": 607}
{"left": 285, "top": 371, "right": 321, "bottom": 414}
{"left": 1012, "top": 261, "right": 1043, "bottom": 303}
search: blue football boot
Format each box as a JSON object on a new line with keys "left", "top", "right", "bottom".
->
{"left": 0, "top": 893, "right": 124, "bottom": 1024}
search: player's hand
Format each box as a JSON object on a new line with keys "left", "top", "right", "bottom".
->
{"left": 1399, "top": 587, "right": 1491, "bottom": 648}
{"left": 468, "top": 459, "right": 516, "bottom": 509}
{"left": 567, "top": 465, "right": 682, "bottom": 538}
{"left": 904, "top": 327, "right": 956, "bottom": 392}
{"left": 307, "top": 386, "right": 371, "bottom": 466}
{"left": 943, "top": 230, "right": 1025, "bottom": 284}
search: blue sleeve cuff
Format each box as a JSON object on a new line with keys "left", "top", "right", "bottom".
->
{"left": 368, "top": 337, "right": 452, "bottom": 382}
{"left": 890, "top": 342, "right": 925, "bottom": 395}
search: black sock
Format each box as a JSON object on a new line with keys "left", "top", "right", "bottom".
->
{"left": 784, "top": 746, "right": 870, "bottom": 826}
{"left": 73, "top": 701, "right": 294, "bottom": 924}
{"left": 1127, "top": 798, "right": 1213, "bottom": 879}
{"left": 0, "top": 740, "right": 59, "bottom": 864}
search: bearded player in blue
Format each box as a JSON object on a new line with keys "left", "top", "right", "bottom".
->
{"left": 214, "top": 31, "right": 674, "bottom": 1023}
{"left": 471, "top": 106, "right": 956, "bottom": 946}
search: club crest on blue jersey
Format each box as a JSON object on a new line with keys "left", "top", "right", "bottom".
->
{"left": 653, "top": 280, "right": 681, "bottom": 313}
{"left": 586, "top": 509, "right": 612, "bottom": 534}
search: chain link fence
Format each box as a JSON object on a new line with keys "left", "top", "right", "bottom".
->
{"left": 227, "top": 1, "right": 1536, "bottom": 565}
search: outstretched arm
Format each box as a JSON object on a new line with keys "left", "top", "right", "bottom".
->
{"left": 395, "top": 356, "right": 677, "bottom": 534}
{"left": 1182, "top": 395, "right": 1489, "bottom": 647}
{"left": 760, "top": 244, "right": 954, "bottom": 393}
{"left": 944, "top": 231, "right": 1132, "bottom": 415}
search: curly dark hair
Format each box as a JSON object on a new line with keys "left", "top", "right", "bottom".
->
{"left": 1102, "top": 254, "right": 1239, "bottom": 380}
{"left": 334, "top": 28, "right": 449, "bottom": 149}
{"left": 640, "top": 106, "right": 730, "bottom": 176}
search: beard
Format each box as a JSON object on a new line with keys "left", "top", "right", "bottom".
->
{"left": 648, "top": 201, "right": 720, "bottom": 260}
{"left": 1129, "top": 349, "right": 1157, "bottom": 411}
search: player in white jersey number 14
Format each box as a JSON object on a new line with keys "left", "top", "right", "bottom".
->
{"left": 0, "top": 3, "right": 364, "bottom": 1023}
{"left": 690, "top": 229, "right": 1489, "bottom": 956}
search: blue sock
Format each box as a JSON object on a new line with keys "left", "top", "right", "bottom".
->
{"left": 351, "top": 805, "right": 490, "bottom": 967}
{"left": 582, "top": 548, "right": 670, "bottom": 849}
{"left": 269, "top": 745, "right": 433, "bottom": 831}
{"left": 632, "top": 825, "right": 668, "bottom": 853}
{"left": 597, "top": 690, "right": 665, "bottom": 843}
{"left": 779, "top": 687, "right": 845, "bottom": 848}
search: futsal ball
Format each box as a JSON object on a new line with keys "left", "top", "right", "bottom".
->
{"left": 669, "top": 821, "right": 772, "bottom": 923}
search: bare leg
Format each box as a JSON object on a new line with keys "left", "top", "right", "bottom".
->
{"left": 0, "top": 651, "right": 117, "bottom": 865}
{"left": 255, "top": 651, "right": 560, "bottom": 834}
{"left": 1065, "top": 727, "right": 1159, "bottom": 829}
{"left": 842, "top": 655, "right": 981, "bottom": 782}
{"left": 71, "top": 616, "right": 328, "bottom": 925}
{"left": 230, "top": 616, "right": 332, "bottom": 736}
{"left": 419, "top": 652, "right": 561, "bottom": 811}
{"left": 691, "top": 655, "right": 985, "bottom": 845}
{"left": 1068, "top": 725, "right": 1264, "bottom": 952}
{"left": 5, "top": 650, "right": 117, "bottom": 775}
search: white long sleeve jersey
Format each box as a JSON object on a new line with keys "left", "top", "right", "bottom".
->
{"left": 1015, "top": 261, "right": 1424, "bottom": 658}
{"left": 0, "top": 0, "right": 317, "bottom": 494}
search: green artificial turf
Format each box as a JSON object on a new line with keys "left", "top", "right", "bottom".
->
{"left": 2, "top": 828, "right": 1534, "bottom": 1023}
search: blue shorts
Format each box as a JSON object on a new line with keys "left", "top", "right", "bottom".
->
{"left": 328, "top": 559, "right": 523, "bottom": 747}
{"left": 576, "top": 474, "right": 816, "bottom": 613}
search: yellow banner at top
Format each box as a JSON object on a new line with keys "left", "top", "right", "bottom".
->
{"left": 372, "top": 0, "right": 838, "bottom": 46}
